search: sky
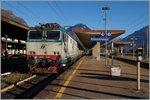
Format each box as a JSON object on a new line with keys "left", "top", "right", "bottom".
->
{"left": 1, "top": 0, "right": 149, "bottom": 38}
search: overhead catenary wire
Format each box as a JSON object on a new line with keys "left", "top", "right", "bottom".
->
{"left": 47, "top": 1, "right": 84, "bottom": 26}
{"left": 53, "top": 1, "right": 72, "bottom": 25}
{"left": 120, "top": 16, "right": 148, "bottom": 39}
{"left": 3, "top": 2, "right": 38, "bottom": 24}
{"left": 125, "top": 17, "right": 148, "bottom": 32}
{"left": 111, "top": 10, "right": 148, "bottom": 39}
{"left": 119, "top": 11, "right": 148, "bottom": 38}
{"left": 17, "top": 1, "right": 46, "bottom": 24}
{"left": 121, "top": 11, "right": 148, "bottom": 30}
{"left": 95, "top": 10, "right": 104, "bottom": 30}
{"left": 46, "top": 1, "right": 68, "bottom": 25}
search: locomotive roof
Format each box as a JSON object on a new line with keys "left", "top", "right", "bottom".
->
{"left": 28, "top": 26, "right": 86, "bottom": 50}
{"left": 61, "top": 27, "right": 86, "bottom": 50}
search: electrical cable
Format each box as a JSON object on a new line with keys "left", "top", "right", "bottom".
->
{"left": 17, "top": 1, "right": 46, "bottom": 23}
{"left": 121, "top": 11, "right": 148, "bottom": 30}
{"left": 46, "top": 1, "right": 67, "bottom": 25}
{"left": 54, "top": 1, "right": 71, "bottom": 25}
{"left": 3, "top": 2, "right": 38, "bottom": 24}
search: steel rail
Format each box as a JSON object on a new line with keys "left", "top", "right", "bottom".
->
{"left": 1, "top": 75, "right": 37, "bottom": 93}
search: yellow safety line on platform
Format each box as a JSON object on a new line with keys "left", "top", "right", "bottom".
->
{"left": 55, "top": 58, "right": 84, "bottom": 99}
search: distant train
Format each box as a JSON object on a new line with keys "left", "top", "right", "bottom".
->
{"left": 27, "top": 23, "right": 83, "bottom": 74}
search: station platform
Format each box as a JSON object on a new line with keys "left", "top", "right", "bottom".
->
{"left": 34, "top": 56, "right": 149, "bottom": 99}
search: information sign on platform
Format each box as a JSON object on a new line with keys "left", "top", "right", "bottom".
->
{"left": 90, "top": 37, "right": 109, "bottom": 42}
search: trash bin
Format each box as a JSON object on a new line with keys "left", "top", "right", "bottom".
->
{"left": 111, "top": 65, "right": 121, "bottom": 76}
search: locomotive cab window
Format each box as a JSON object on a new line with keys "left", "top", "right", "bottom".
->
{"left": 46, "top": 31, "right": 60, "bottom": 40}
{"left": 29, "top": 31, "right": 43, "bottom": 39}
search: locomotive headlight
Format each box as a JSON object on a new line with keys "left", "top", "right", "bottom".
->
{"left": 34, "top": 56, "right": 37, "bottom": 59}
{"left": 62, "top": 64, "right": 66, "bottom": 66}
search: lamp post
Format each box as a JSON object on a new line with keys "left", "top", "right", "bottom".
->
{"left": 102, "top": 7, "right": 110, "bottom": 66}
{"left": 147, "top": 27, "right": 149, "bottom": 58}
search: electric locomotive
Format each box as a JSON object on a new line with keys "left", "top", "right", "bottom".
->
{"left": 27, "top": 23, "right": 83, "bottom": 74}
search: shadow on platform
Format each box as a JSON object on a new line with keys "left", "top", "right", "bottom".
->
{"left": 79, "top": 72, "right": 149, "bottom": 83}
{"left": 50, "top": 83, "right": 147, "bottom": 99}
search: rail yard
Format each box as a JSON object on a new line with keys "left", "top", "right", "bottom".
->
{"left": 1, "top": 1, "right": 149, "bottom": 99}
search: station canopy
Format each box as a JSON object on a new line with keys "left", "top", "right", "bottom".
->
{"left": 113, "top": 41, "right": 132, "bottom": 47}
{"left": 74, "top": 30, "right": 125, "bottom": 49}
{"left": 1, "top": 8, "right": 29, "bottom": 41}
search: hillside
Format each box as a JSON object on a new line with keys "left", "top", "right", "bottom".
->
{"left": 1, "top": 8, "right": 28, "bottom": 26}
{"left": 122, "top": 25, "right": 149, "bottom": 53}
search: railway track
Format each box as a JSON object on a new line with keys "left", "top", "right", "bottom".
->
{"left": 1, "top": 55, "right": 82, "bottom": 99}
{"left": 1, "top": 64, "right": 70, "bottom": 99}
{"left": 100, "top": 54, "right": 149, "bottom": 69}
{"left": 1, "top": 75, "right": 37, "bottom": 93}
{"left": 115, "top": 57, "right": 149, "bottom": 69}
{"left": 15, "top": 65, "right": 71, "bottom": 99}
{"left": 1, "top": 74, "right": 44, "bottom": 99}
{"left": 14, "top": 74, "right": 56, "bottom": 99}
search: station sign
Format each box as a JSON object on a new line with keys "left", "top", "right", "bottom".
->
{"left": 107, "top": 32, "right": 112, "bottom": 36}
{"left": 100, "top": 32, "right": 112, "bottom": 37}
{"left": 90, "top": 37, "right": 110, "bottom": 42}
{"left": 100, "top": 32, "right": 105, "bottom": 37}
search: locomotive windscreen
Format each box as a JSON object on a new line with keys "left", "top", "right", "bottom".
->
{"left": 46, "top": 31, "right": 60, "bottom": 40}
{"left": 29, "top": 31, "right": 43, "bottom": 39}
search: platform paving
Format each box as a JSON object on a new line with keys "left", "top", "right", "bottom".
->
{"left": 34, "top": 56, "right": 149, "bottom": 99}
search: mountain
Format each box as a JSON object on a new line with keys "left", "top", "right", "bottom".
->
{"left": 66, "top": 23, "right": 91, "bottom": 41}
{"left": 122, "top": 25, "right": 149, "bottom": 53}
{"left": 71, "top": 23, "right": 91, "bottom": 30}
{"left": 65, "top": 23, "right": 91, "bottom": 32}
{"left": 65, "top": 23, "right": 91, "bottom": 50}
{"left": 1, "top": 8, "right": 28, "bottom": 26}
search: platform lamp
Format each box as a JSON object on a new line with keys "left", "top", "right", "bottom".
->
{"left": 102, "top": 6, "right": 110, "bottom": 66}
{"left": 5, "top": 35, "right": 8, "bottom": 51}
